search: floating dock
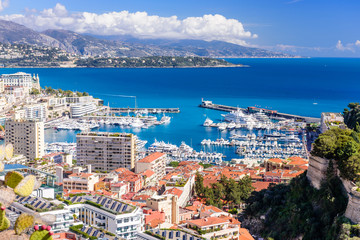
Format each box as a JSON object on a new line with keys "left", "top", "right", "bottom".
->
{"left": 199, "top": 100, "right": 320, "bottom": 123}
{"left": 110, "top": 107, "right": 180, "bottom": 113}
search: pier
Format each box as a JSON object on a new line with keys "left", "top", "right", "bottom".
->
{"left": 110, "top": 107, "right": 180, "bottom": 113}
{"left": 199, "top": 100, "right": 320, "bottom": 123}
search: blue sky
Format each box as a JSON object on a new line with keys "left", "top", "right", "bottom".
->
{"left": 1, "top": 0, "right": 359, "bottom": 57}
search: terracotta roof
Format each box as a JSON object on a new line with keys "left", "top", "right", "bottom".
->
{"left": 68, "top": 173, "right": 93, "bottom": 178}
{"left": 288, "top": 159, "right": 308, "bottom": 166}
{"left": 252, "top": 182, "right": 272, "bottom": 192}
{"left": 138, "top": 152, "right": 165, "bottom": 163}
{"left": 267, "top": 158, "right": 284, "bottom": 164}
{"left": 164, "top": 188, "right": 183, "bottom": 198}
{"left": 147, "top": 218, "right": 164, "bottom": 228}
{"left": 288, "top": 156, "right": 306, "bottom": 161}
{"left": 187, "top": 217, "right": 229, "bottom": 227}
{"left": 142, "top": 169, "right": 155, "bottom": 178}
{"left": 238, "top": 228, "right": 255, "bottom": 240}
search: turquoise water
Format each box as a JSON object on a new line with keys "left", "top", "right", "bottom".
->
{"left": 1, "top": 58, "right": 359, "bottom": 160}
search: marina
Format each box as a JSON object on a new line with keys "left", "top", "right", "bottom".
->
{"left": 46, "top": 114, "right": 172, "bottom": 130}
{"left": 148, "top": 140, "right": 224, "bottom": 164}
{"left": 110, "top": 107, "right": 180, "bottom": 114}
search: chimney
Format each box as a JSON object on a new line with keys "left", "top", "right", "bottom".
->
{"left": 87, "top": 164, "right": 92, "bottom": 173}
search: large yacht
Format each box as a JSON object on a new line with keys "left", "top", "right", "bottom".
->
{"left": 203, "top": 118, "right": 213, "bottom": 126}
{"left": 222, "top": 109, "right": 257, "bottom": 126}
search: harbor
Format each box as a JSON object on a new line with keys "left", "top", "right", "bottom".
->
{"left": 199, "top": 99, "right": 321, "bottom": 123}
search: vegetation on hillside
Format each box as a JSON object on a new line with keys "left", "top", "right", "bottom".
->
{"left": 344, "top": 103, "right": 360, "bottom": 131}
{"left": 244, "top": 169, "right": 349, "bottom": 240}
{"left": 195, "top": 173, "right": 253, "bottom": 208}
{"left": 311, "top": 128, "right": 360, "bottom": 181}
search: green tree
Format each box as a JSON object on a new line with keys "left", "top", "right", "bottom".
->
{"left": 195, "top": 172, "right": 205, "bottom": 197}
{"left": 344, "top": 102, "right": 360, "bottom": 130}
{"left": 30, "top": 88, "right": 40, "bottom": 95}
{"left": 169, "top": 161, "right": 179, "bottom": 168}
{"left": 338, "top": 153, "right": 360, "bottom": 181}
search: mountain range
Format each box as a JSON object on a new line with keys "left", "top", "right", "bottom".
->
{"left": 0, "top": 19, "right": 290, "bottom": 58}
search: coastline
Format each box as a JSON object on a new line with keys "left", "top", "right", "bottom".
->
{"left": 0, "top": 64, "right": 249, "bottom": 69}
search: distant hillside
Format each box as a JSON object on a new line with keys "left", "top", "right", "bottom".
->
{"left": 113, "top": 38, "right": 288, "bottom": 58}
{"left": 0, "top": 19, "right": 291, "bottom": 58}
{"left": 0, "top": 20, "right": 61, "bottom": 47}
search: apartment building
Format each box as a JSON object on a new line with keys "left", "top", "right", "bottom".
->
{"left": 77, "top": 132, "right": 136, "bottom": 172}
{"left": 67, "top": 195, "right": 143, "bottom": 239}
{"left": 186, "top": 216, "right": 241, "bottom": 240}
{"left": 135, "top": 152, "right": 167, "bottom": 180}
{"left": 24, "top": 103, "right": 47, "bottom": 122}
{"left": 146, "top": 194, "right": 179, "bottom": 224}
{"left": 62, "top": 173, "right": 99, "bottom": 191}
{"left": 5, "top": 119, "right": 44, "bottom": 160}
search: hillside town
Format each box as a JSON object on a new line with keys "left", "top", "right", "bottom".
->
{"left": 0, "top": 71, "right": 322, "bottom": 240}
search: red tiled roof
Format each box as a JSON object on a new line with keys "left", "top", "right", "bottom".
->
{"left": 252, "top": 182, "right": 272, "bottom": 192}
{"left": 238, "top": 228, "right": 255, "bottom": 240}
{"left": 138, "top": 152, "right": 165, "bottom": 163}
{"left": 68, "top": 173, "right": 93, "bottom": 178}
{"left": 142, "top": 169, "right": 155, "bottom": 178}
{"left": 187, "top": 217, "right": 229, "bottom": 227}
{"left": 164, "top": 188, "right": 183, "bottom": 198}
{"left": 267, "top": 158, "right": 284, "bottom": 164}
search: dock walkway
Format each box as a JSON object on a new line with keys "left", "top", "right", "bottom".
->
{"left": 199, "top": 100, "right": 320, "bottom": 123}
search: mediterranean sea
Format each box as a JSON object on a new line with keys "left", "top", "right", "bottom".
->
{"left": 1, "top": 58, "right": 360, "bottom": 160}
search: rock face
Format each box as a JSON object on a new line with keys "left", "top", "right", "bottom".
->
{"left": 307, "top": 155, "right": 359, "bottom": 224}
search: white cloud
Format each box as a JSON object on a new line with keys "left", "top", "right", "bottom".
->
{"left": 336, "top": 40, "right": 357, "bottom": 52}
{"left": 0, "top": 3, "right": 256, "bottom": 45}
{"left": 336, "top": 40, "right": 346, "bottom": 50}
{"left": 0, "top": 0, "right": 9, "bottom": 12}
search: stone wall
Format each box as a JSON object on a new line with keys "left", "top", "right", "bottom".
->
{"left": 307, "top": 155, "right": 360, "bottom": 224}
{"left": 345, "top": 187, "right": 360, "bottom": 224}
{"left": 306, "top": 155, "right": 330, "bottom": 189}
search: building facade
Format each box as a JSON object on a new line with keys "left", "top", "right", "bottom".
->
{"left": 135, "top": 152, "right": 167, "bottom": 181}
{"left": 5, "top": 119, "right": 44, "bottom": 160}
{"left": 63, "top": 173, "right": 99, "bottom": 191}
{"left": 146, "top": 195, "right": 179, "bottom": 224}
{"left": 70, "top": 102, "right": 96, "bottom": 118}
{"left": 0, "top": 72, "right": 40, "bottom": 91}
{"left": 77, "top": 132, "right": 136, "bottom": 172}
{"left": 24, "top": 103, "right": 47, "bottom": 122}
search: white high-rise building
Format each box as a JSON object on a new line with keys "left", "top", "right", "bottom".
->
{"left": 5, "top": 119, "right": 45, "bottom": 160}
{"left": 24, "top": 104, "right": 47, "bottom": 122}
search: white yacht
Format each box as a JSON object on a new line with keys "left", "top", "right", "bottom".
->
{"left": 218, "top": 122, "right": 227, "bottom": 131}
{"left": 203, "top": 117, "right": 213, "bottom": 127}
{"left": 160, "top": 115, "right": 171, "bottom": 124}
{"left": 131, "top": 118, "right": 144, "bottom": 128}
